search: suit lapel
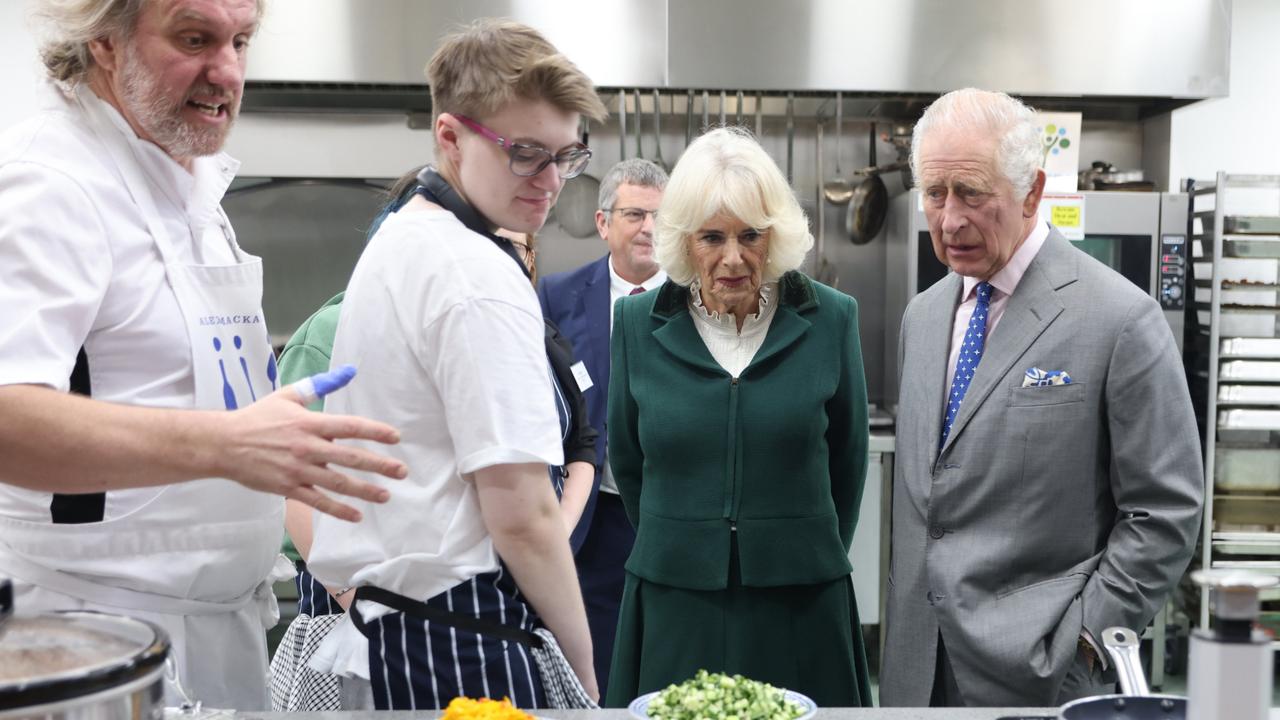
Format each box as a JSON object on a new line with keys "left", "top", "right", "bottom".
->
{"left": 650, "top": 272, "right": 818, "bottom": 376}
{"left": 582, "top": 256, "right": 612, "bottom": 391}
{"left": 922, "top": 275, "right": 963, "bottom": 466}
{"left": 651, "top": 308, "right": 725, "bottom": 375}
{"left": 940, "top": 233, "right": 1075, "bottom": 453}
{"left": 746, "top": 307, "right": 811, "bottom": 371}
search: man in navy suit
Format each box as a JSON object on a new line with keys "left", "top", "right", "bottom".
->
{"left": 537, "top": 158, "right": 667, "bottom": 697}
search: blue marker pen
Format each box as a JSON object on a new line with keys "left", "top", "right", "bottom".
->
{"left": 293, "top": 364, "right": 358, "bottom": 406}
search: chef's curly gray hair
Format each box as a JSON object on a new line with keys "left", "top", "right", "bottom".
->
{"left": 910, "top": 87, "right": 1042, "bottom": 199}
{"left": 31, "top": 0, "right": 265, "bottom": 85}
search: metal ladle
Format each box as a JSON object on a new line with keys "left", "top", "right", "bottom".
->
{"left": 652, "top": 88, "right": 669, "bottom": 172}
{"left": 633, "top": 88, "right": 644, "bottom": 160}
{"left": 823, "top": 91, "right": 853, "bottom": 205}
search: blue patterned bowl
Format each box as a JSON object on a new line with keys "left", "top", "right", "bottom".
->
{"left": 627, "top": 688, "right": 817, "bottom": 720}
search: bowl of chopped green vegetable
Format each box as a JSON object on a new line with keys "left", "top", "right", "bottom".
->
{"left": 627, "top": 670, "right": 816, "bottom": 720}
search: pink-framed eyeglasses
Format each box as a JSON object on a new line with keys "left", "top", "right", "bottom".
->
{"left": 453, "top": 114, "right": 593, "bottom": 179}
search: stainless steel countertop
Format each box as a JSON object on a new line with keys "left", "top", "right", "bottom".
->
{"left": 231, "top": 710, "right": 1280, "bottom": 720}
{"left": 234, "top": 711, "right": 1056, "bottom": 719}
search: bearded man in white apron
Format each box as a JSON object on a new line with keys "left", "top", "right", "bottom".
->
{"left": 0, "top": 0, "right": 409, "bottom": 710}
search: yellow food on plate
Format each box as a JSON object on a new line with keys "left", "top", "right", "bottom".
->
{"left": 442, "top": 696, "right": 534, "bottom": 720}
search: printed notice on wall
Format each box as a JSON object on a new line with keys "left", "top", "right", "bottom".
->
{"left": 1034, "top": 111, "right": 1081, "bottom": 192}
{"left": 1040, "top": 193, "right": 1085, "bottom": 240}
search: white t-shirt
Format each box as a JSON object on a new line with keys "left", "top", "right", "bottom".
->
{"left": 307, "top": 207, "right": 564, "bottom": 603}
{"left": 0, "top": 83, "right": 239, "bottom": 522}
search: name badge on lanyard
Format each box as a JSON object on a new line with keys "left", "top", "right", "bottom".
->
{"left": 570, "top": 361, "right": 593, "bottom": 392}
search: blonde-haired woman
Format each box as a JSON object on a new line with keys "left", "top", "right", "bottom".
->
{"left": 606, "top": 127, "right": 872, "bottom": 707}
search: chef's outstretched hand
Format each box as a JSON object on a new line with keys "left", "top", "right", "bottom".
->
{"left": 223, "top": 365, "right": 407, "bottom": 522}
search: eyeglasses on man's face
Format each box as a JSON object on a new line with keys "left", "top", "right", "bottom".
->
{"left": 606, "top": 207, "right": 659, "bottom": 224}
{"left": 453, "top": 114, "right": 592, "bottom": 179}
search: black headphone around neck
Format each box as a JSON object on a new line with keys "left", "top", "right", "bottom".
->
{"left": 413, "top": 166, "right": 530, "bottom": 279}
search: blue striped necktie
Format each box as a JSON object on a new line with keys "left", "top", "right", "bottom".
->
{"left": 941, "top": 281, "right": 993, "bottom": 447}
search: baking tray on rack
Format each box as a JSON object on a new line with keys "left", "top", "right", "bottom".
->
{"left": 1214, "top": 495, "right": 1280, "bottom": 529}
{"left": 1212, "top": 531, "right": 1280, "bottom": 555}
{"left": 1224, "top": 235, "right": 1280, "bottom": 258}
{"left": 1220, "top": 337, "right": 1280, "bottom": 357}
{"left": 1219, "top": 359, "right": 1280, "bottom": 381}
{"left": 1218, "top": 408, "right": 1280, "bottom": 430}
{"left": 1200, "top": 306, "right": 1280, "bottom": 338}
{"left": 1219, "top": 384, "right": 1280, "bottom": 405}
{"left": 1224, "top": 216, "right": 1280, "bottom": 234}
{"left": 1214, "top": 445, "right": 1280, "bottom": 491}
{"left": 1210, "top": 559, "right": 1280, "bottom": 572}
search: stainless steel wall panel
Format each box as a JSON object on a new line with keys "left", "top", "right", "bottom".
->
{"left": 668, "top": 0, "right": 1230, "bottom": 98}
{"left": 248, "top": 1, "right": 1228, "bottom": 102}
{"left": 248, "top": 0, "right": 667, "bottom": 88}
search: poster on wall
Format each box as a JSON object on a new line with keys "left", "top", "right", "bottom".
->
{"left": 1039, "top": 193, "right": 1085, "bottom": 240}
{"left": 1034, "top": 111, "right": 1081, "bottom": 192}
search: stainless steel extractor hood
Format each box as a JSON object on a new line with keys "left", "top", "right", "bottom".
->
{"left": 243, "top": 0, "right": 1229, "bottom": 115}
{"left": 243, "top": 0, "right": 667, "bottom": 112}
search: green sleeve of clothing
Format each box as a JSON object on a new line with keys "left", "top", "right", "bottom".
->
{"left": 281, "top": 533, "right": 301, "bottom": 563}
{"left": 276, "top": 340, "right": 331, "bottom": 557}
{"left": 607, "top": 297, "right": 643, "bottom": 529}
{"left": 827, "top": 297, "right": 870, "bottom": 550}
{"left": 274, "top": 294, "right": 343, "bottom": 558}
{"left": 277, "top": 344, "right": 334, "bottom": 412}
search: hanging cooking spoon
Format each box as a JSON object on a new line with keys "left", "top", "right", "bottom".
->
{"left": 633, "top": 88, "right": 646, "bottom": 162}
{"left": 652, "top": 88, "right": 669, "bottom": 172}
{"left": 824, "top": 91, "right": 854, "bottom": 205}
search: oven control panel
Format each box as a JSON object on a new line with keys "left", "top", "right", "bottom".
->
{"left": 1159, "top": 233, "right": 1187, "bottom": 310}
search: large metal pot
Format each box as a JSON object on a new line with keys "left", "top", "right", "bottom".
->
{"left": 0, "top": 579, "right": 170, "bottom": 720}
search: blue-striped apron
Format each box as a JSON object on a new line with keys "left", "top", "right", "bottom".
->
{"left": 296, "top": 560, "right": 343, "bottom": 617}
{"left": 358, "top": 568, "right": 547, "bottom": 709}
{"left": 354, "top": 361, "right": 571, "bottom": 710}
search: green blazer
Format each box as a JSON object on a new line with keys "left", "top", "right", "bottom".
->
{"left": 608, "top": 271, "right": 869, "bottom": 591}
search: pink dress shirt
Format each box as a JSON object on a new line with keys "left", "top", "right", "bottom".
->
{"left": 944, "top": 221, "right": 1051, "bottom": 397}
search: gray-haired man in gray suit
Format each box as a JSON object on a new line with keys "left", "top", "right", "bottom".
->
{"left": 880, "top": 88, "right": 1203, "bottom": 708}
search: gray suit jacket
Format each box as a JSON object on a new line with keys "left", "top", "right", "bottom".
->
{"left": 880, "top": 229, "right": 1204, "bottom": 707}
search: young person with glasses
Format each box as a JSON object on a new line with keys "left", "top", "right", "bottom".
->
{"left": 304, "top": 19, "right": 607, "bottom": 710}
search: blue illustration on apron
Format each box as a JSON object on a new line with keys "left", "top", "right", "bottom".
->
{"left": 266, "top": 347, "right": 278, "bottom": 390}
{"left": 214, "top": 336, "right": 238, "bottom": 410}
{"left": 235, "top": 335, "right": 258, "bottom": 401}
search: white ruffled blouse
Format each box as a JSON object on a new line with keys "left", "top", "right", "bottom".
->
{"left": 688, "top": 280, "right": 778, "bottom": 378}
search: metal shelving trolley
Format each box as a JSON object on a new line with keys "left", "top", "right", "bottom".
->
{"left": 1190, "top": 172, "right": 1280, "bottom": 649}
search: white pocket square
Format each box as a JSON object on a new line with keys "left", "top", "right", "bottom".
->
{"left": 1022, "top": 367, "right": 1073, "bottom": 387}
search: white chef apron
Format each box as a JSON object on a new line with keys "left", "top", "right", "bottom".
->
{"left": 0, "top": 87, "right": 286, "bottom": 710}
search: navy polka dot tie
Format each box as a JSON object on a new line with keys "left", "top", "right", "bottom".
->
{"left": 940, "top": 281, "right": 993, "bottom": 447}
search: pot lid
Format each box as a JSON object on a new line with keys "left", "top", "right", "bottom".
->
{"left": 0, "top": 610, "right": 168, "bottom": 711}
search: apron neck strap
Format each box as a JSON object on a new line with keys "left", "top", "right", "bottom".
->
{"left": 73, "top": 85, "right": 183, "bottom": 267}
{"left": 413, "top": 167, "right": 530, "bottom": 280}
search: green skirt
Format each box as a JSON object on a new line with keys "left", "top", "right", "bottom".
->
{"left": 604, "top": 568, "right": 873, "bottom": 708}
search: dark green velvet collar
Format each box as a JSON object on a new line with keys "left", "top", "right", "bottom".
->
{"left": 650, "top": 270, "right": 819, "bottom": 320}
